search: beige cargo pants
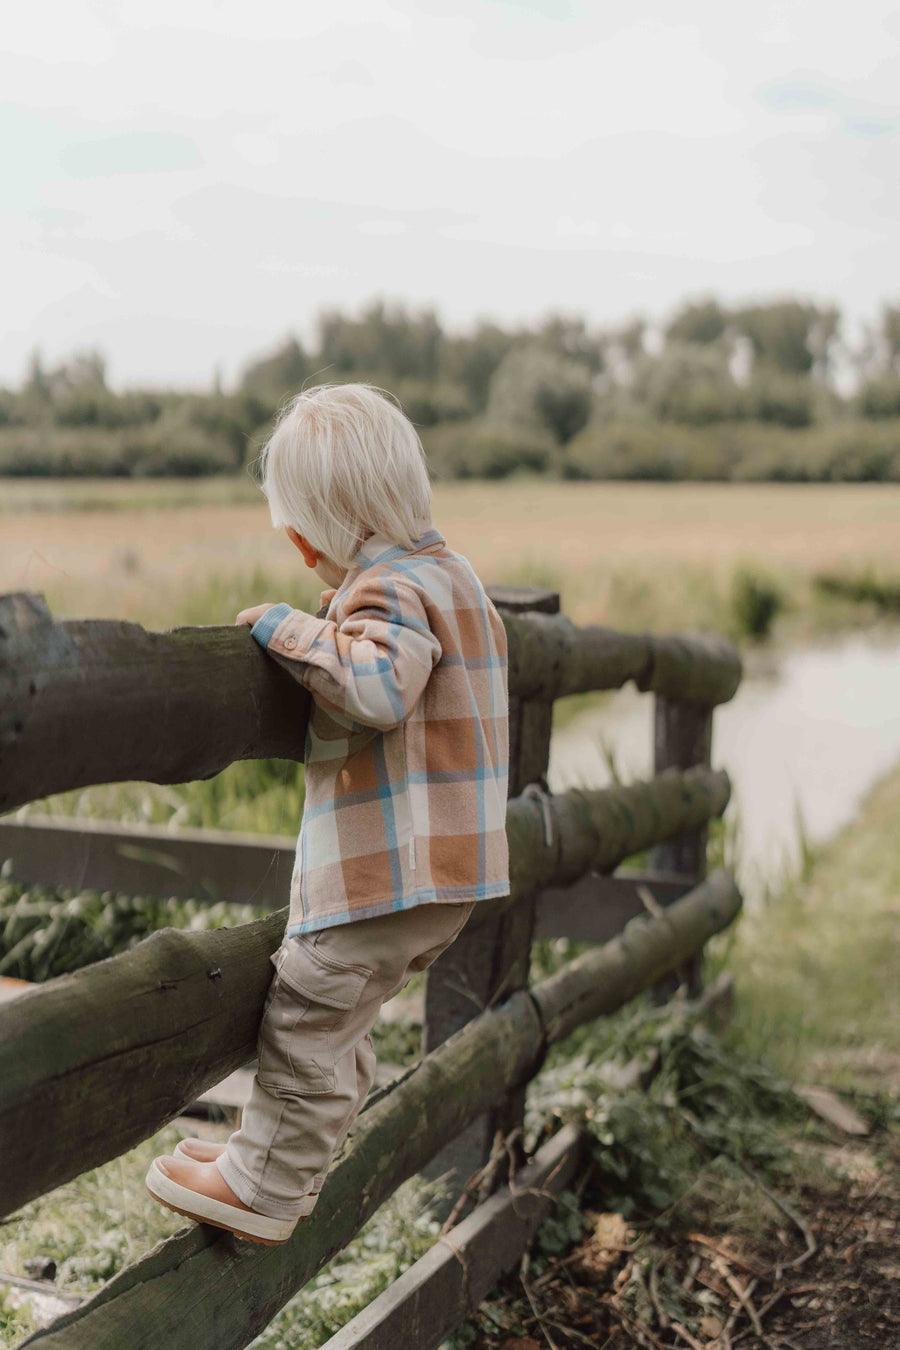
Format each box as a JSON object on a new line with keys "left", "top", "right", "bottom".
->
{"left": 217, "top": 899, "right": 475, "bottom": 1220}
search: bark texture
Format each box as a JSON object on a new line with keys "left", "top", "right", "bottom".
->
{"left": 0, "top": 593, "right": 310, "bottom": 814}
{"left": 1, "top": 593, "right": 740, "bottom": 813}
{"left": 503, "top": 612, "right": 741, "bottom": 707}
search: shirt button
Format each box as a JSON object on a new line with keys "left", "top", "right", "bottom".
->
{"left": 283, "top": 636, "right": 298, "bottom": 651}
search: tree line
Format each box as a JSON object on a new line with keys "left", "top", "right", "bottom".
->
{"left": 2, "top": 296, "right": 899, "bottom": 480}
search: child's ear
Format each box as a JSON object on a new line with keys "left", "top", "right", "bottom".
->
{"left": 286, "top": 527, "right": 319, "bottom": 569}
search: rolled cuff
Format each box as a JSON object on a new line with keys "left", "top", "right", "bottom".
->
{"left": 250, "top": 602, "right": 293, "bottom": 649}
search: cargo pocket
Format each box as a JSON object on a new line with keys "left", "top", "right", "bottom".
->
{"left": 257, "top": 937, "right": 372, "bottom": 1097}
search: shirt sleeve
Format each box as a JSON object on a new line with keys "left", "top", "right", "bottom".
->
{"left": 252, "top": 577, "right": 442, "bottom": 731}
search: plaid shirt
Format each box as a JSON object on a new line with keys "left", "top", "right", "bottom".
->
{"left": 251, "top": 528, "right": 510, "bottom": 935}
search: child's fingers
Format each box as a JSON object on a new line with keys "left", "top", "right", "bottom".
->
{"left": 235, "top": 603, "right": 274, "bottom": 626}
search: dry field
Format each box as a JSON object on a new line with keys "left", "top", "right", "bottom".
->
{"left": 2, "top": 477, "right": 900, "bottom": 633}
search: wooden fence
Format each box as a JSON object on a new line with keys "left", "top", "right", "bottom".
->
{"left": 0, "top": 585, "right": 743, "bottom": 1350}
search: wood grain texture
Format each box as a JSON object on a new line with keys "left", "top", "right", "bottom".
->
{"left": 0, "top": 592, "right": 310, "bottom": 814}
{"left": 20, "top": 875, "right": 740, "bottom": 1350}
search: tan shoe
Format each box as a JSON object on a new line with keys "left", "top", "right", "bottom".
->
{"left": 145, "top": 1155, "right": 311, "bottom": 1245}
{"left": 174, "top": 1137, "right": 225, "bottom": 1163}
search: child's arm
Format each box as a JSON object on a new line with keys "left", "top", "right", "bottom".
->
{"left": 245, "top": 577, "right": 441, "bottom": 732}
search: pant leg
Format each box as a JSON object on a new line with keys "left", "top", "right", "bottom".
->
{"left": 309, "top": 1033, "right": 376, "bottom": 1195}
{"left": 218, "top": 900, "right": 473, "bottom": 1220}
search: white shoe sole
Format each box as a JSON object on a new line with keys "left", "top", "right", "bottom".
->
{"left": 144, "top": 1158, "right": 301, "bottom": 1245}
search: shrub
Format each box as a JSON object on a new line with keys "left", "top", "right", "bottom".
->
{"left": 486, "top": 344, "right": 594, "bottom": 445}
{"left": 745, "top": 370, "right": 814, "bottom": 428}
{"left": 562, "top": 422, "right": 733, "bottom": 480}
{"left": 814, "top": 567, "right": 900, "bottom": 612}
{"left": 421, "top": 419, "right": 556, "bottom": 479}
{"left": 818, "top": 421, "right": 900, "bottom": 481}
{"left": 565, "top": 418, "right": 900, "bottom": 483}
{"left": 393, "top": 378, "right": 471, "bottom": 427}
{"left": 730, "top": 567, "right": 785, "bottom": 639}
{"left": 54, "top": 389, "right": 163, "bottom": 430}
{"left": 631, "top": 344, "right": 747, "bottom": 426}
{"left": 857, "top": 374, "right": 900, "bottom": 419}
{"left": 0, "top": 422, "right": 234, "bottom": 477}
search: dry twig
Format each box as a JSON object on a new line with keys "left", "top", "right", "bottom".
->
{"left": 519, "top": 1250, "right": 560, "bottom": 1350}
{"left": 669, "top": 1320, "right": 705, "bottom": 1349}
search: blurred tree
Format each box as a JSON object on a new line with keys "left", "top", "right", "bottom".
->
{"left": 537, "top": 313, "right": 605, "bottom": 373}
{"left": 858, "top": 374, "right": 900, "bottom": 419}
{"left": 631, "top": 343, "right": 744, "bottom": 424}
{"left": 616, "top": 319, "right": 646, "bottom": 364}
{"left": 393, "top": 378, "right": 470, "bottom": 427}
{"left": 23, "top": 349, "right": 52, "bottom": 403}
{"left": 55, "top": 389, "right": 162, "bottom": 429}
{"left": 665, "top": 299, "right": 728, "bottom": 346}
{"left": 849, "top": 303, "right": 900, "bottom": 390}
{"left": 733, "top": 301, "right": 839, "bottom": 377}
{"left": 745, "top": 369, "right": 814, "bottom": 427}
{"left": 317, "top": 301, "right": 442, "bottom": 380}
{"left": 0, "top": 387, "right": 21, "bottom": 427}
{"left": 882, "top": 304, "right": 900, "bottom": 373}
{"left": 240, "top": 337, "right": 311, "bottom": 395}
{"left": 50, "top": 349, "right": 107, "bottom": 393}
{"left": 439, "top": 323, "right": 515, "bottom": 411}
{"left": 486, "top": 343, "right": 593, "bottom": 444}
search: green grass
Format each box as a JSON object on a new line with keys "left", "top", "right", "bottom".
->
{"left": 12, "top": 756, "right": 307, "bottom": 838}
{"left": 724, "top": 761, "right": 900, "bottom": 1089}
{"left": 0, "top": 1125, "right": 449, "bottom": 1350}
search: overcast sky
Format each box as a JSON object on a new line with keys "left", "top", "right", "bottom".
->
{"left": 2, "top": 0, "right": 898, "bottom": 390}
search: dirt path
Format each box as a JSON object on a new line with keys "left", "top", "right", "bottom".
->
{"left": 458, "top": 1144, "right": 899, "bottom": 1349}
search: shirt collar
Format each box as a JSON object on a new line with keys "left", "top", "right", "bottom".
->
{"left": 351, "top": 527, "right": 446, "bottom": 572}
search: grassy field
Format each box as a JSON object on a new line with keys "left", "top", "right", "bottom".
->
{"left": 3, "top": 476, "right": 900, "bottom": 639}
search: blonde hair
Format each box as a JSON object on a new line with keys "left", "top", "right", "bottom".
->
{"left": 253, "top": 383, "right": 433, "bottom": 569}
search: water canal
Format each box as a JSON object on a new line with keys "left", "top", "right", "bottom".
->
{"left": 548, "top": 627, "right": 900, "bottom": 904}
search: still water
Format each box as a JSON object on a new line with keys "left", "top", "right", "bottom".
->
{"left": 548, "top": 629, "right": 900, "bottom": 905}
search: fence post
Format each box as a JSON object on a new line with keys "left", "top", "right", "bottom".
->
{"left": 650, "top": 696, "right": 713, "bottom": 994}
{"left": 421, "top": 587, "right": 559, "bottom": 1205}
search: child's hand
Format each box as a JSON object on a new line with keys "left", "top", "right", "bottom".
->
{"left": 319, "top": 589, "right": 337, "bottom": 609}
{"left": 235, "top": 603, "right": 278, "bottom": 627}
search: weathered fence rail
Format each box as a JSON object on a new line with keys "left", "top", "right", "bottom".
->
{"left": 0, "top": 585, "right": 743, "bottom": 1350}
{"left": 0, "top": 588, "right": 739, "bottom": 814}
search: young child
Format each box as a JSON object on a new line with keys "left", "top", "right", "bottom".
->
{"left": 145, "top": 383, "right": 510, "bottom": 1244}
